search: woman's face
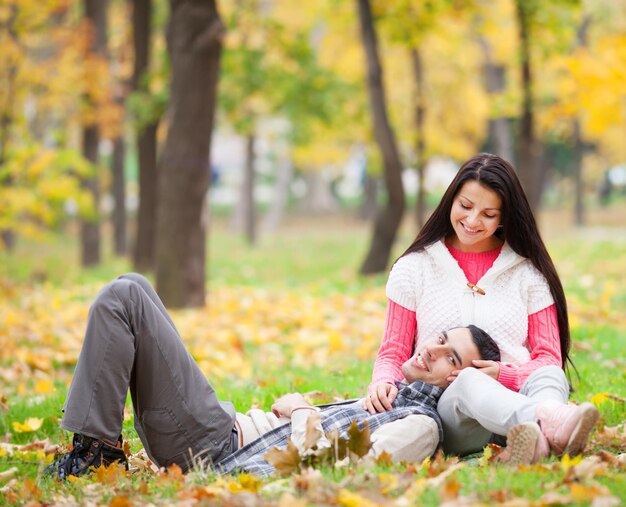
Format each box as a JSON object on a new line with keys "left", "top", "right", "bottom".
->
{"left": 449, "top": 180, "right": 503, "bottom": 252}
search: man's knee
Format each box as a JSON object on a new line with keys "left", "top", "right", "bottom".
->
{"left": 118, "top": 272, "right": 150, "bottom": 287}
{"left": 95, "top": 278, "right": 137, "bottom": 308}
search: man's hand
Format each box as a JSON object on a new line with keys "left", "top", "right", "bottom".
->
{"left": 271, "top": 393, "right": 311, "bottom": 418}
{"left": 364, "top": 382, "right": 398, "bottom": 414}
{"left": 472, "top": 359, "right": 500, "bottom": 380}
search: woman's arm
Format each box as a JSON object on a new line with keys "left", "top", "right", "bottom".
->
{"left": 366, "top": 300, "right": 416, "bottom": 413}
{"left": 371, "top": 300, "right": 417, "bottom": 384}
{"left": 497, "top": 304, "right": 562, "bottom": 391}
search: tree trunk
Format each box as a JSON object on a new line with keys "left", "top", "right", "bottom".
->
{"left": 515, "top": 0, "right": 539, "bottom": 212}
{"left": 112, "top": 135, "right": 127, "bottom": 255}
{"left": 357, "top": 0, "right": 405, "bottom": 274}
{"left": 572, "top": 16, "right": 591, "bottom": 226}
{"left": 479, "top": 37, "right": 514, "bottom": 163}
{"left": 80, "top": 0, "right": 108, "bottom": 267}
{"left": 358, "top": 175, "right": 378, "bottom": 221}
{"left": 155, "top": 0, "right": 224, "bottom": 308}
{"left": 131, "top": 0, "right": 160, "bottom": 271}
{"left": 81, "top": 126, "right": 101, "bottom": 266}
{"left": 0, "top": 6, "right": 18, "bottom": 252}
{"left": 262, "top": 148, "right": 292, "bottom": 232}
{"left": 243, "top": 133, "right": 256, "bottom": 245}
{"left": 410, "top": 47, "right": 426, "bottom": 228}
{"left": 134, "top": 123, "right": 159, "bottom": 270}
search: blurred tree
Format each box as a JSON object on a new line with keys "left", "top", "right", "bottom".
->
{"left": 130, "top": 0, "right": 165, "bottom": 270}
{"left": 512, "top": 0, "right": 583, "bottom": 211}
{"left": 109, "top": 0, "right": 133, "bottom": 256}
{"left": 220, "top": 0, "right": 352, "bottom": 243}
{"left": 154, "top": 0, "right": 224, "bottom": 307}
{"left": 377, "top": 0, "right": 479, "bottom": 226}
{"left": 0, "top": 1, "right": 103, "bottom": 249}
{"left": 0, "top": 3, "right": 19, "bottom": 251}
{"left": 356, "top": 0, "right": 405, "bottom": 274}
{"left": 80, "top": 0, "right": 109, "bottom": 266}
{"left": 514, "top": 0, "right": 540, "bottom": 212}
{"left": 478, "top": 36, "right": 514, "bottom": 163}
{"left": 542, "top": 0, "right": 626, "bottom": 221}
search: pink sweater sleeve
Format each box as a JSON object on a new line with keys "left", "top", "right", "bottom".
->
{"left": 370, "top": 299, "right": 417, "bottom": 387}
{"left": 497, "top": 304, "right": 562, "bottom": 391}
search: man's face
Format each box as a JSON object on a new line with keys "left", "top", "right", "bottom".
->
{"left": 401, "top": 327, "right": 481, "bottom": 388}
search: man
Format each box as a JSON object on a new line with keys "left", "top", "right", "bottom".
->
{"left": 44, "top": 274, "right": 500, "bottom": 480}
{"left": 218, "top": 324, "right": 501, "bottom": 476}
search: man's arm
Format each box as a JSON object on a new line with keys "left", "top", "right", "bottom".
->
{"left": 271, "top": 393, "right": 330, "bottom": 453}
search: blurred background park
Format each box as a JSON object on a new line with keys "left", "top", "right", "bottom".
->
{"left": 0, "top": 0, "right": 625, "bottom": 306}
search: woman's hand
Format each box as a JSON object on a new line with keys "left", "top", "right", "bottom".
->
{"left": 271, "top": 393, "right": 311, "bottom": 418}
{"left": 364, "top": 382, "right": 398, "bottom": 414}
{"left": 472, "top": 359, "right": 500, "bottom": 380}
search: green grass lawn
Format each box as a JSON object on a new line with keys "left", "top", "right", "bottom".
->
{"left": 0, "top": 213, "right": 624, "bottom": 506}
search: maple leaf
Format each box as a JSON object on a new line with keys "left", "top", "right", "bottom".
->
{"left": 263, "top": 439, "right": 301, "bottom": 476}
{"left": 303, "top": 410, "right": 323, "bottom": 451}
{"left": 166, "top": 463, "right": 184, "bottom": 482}
{"left": 375, "top": 450, "right": 393, "bottom": 466}
{"left": 346, "top": 420, "right": 371, "bottom": 459}
{"left": 94, "top": 461, "right": 126, "bottom": 485}
{"left": 440, "top": 478, "right": 461, "bottom": 501}
{"left": 108, "top": 495, "right": 131, "bottom": 507}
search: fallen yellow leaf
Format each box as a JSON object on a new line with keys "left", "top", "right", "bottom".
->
{"left": 337, "top": 488, "right": 379, "bottom": 507}
{"left": 12, "top": 417, "right": 43, "bottom": 433}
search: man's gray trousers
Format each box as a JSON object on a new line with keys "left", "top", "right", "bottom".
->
{"left": 61, "top": 273, "right": 236, "bottom": 471}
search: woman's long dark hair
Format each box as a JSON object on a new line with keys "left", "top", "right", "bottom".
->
{"left": 401, "top": 153, "right": 571, "bottom": 371}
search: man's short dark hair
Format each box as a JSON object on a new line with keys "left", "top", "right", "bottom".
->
{"left": 468, "top": 325, "right": 501, "bottom": 362}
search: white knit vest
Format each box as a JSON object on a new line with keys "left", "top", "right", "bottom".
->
{"left": 385, "top": 240, "right": 554, "bottom": 365}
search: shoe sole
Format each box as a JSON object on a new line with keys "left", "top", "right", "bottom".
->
{"left": 504, "top": 422, "right": 541, "bottom": 465}
{"left": 562, "top": 402, "right": 600, "bottom": 456}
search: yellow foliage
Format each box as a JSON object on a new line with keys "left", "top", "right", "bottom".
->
{"left": 337, "top": 488, "right": 379, "bottom": 507}
{"left": 589, "top": 393, "right": 611, "bottom": 407}
{"left": 12, "top": 417, "right": 43, "bottom": 433}
{"left": 560, "top": 453, "right": 583, "bottom": 472}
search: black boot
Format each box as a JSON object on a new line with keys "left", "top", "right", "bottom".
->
{"left": 44, "top": 434, "right": 128, "bottom": 480}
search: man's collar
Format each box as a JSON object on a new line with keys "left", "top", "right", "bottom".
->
{"left": 394, "top": 379, "right": 444, "bottom": 402}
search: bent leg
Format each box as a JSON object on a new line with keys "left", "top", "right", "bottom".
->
{"left": 438, "top": 368, "right": 536, "bottom": 455}
{"left": 439, "top": 366, "right": 570, "bottom": 455}
{"left": 62, "top": 274, "right": 236, "bottom": 470}
{"left": 519, "top": 365, "right": 569, "bottom": 404}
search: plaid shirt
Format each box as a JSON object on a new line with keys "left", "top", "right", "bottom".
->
{"left": 216, "top": 380, "right": 443, "bottom": 477}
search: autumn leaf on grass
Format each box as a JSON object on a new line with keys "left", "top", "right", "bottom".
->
{"left": 94, "top": 461, "right": 127, "bottom": 485}
{"left": 375, "top": 450, "right": 393, "bottom": 466}
{"left": 337, "top": 488, "right": 379, "bottom": 507}
{"left": 264, "top": 439, "right": 301, "bottom": 476}
{"left": 440, "top": 478, "right": 461, "bottom": 502}
{"left": 108, "top": 495, "right": 131, "bottom": 507}
{"left": 346, "top": 420, "right": 371, "bottom": 460}
{"left": 12, "top": 417, "right": 43, "bottom": 433}
{"left": 591, "top": 423, "right": 626, "bottom": 451}
{"left": 425, "top": 450, "right": 460, "bottom": 477}
{"left": 303, "top": 411, "right": 324, "bottom": 452}
{"left": 325, "top": 430, "right": 348, "bottom": 463}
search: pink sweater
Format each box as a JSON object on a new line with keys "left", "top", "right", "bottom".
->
{"left": 371, "top": 243, "right": 562, "bottom": 392}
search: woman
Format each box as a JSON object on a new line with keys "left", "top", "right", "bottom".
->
{"left": 365, "top": 153, "right": 598, "bottom": 461}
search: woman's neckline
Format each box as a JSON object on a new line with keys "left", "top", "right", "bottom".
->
{"left": 444, "top": 240, "right": 503, "bottom": 259}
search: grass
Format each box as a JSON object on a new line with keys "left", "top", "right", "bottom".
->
{"left": 0, "top": 208, "right": 625, "bottom": 505}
